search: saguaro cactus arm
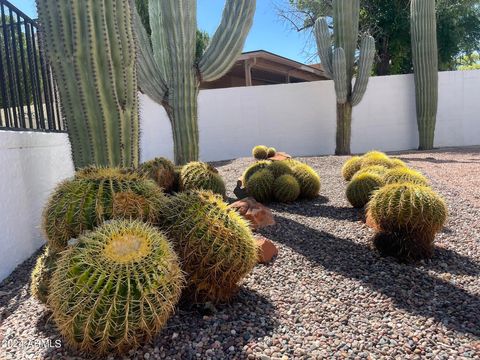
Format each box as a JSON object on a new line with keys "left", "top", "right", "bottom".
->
{"left": 333, "top": 0, "right": 360, "bottom": 81}
{"left": 411, "top": 0, "right": 438, "bottom": 150}
{"left": 332, "top": 48, "right": 348, "bottom": 104}
{"left": 314, "top": 17, "right": 333, "bottom": 79}
{"left": 134, "top": 9, "right": 168, "bottom": 105}
{"left": 351, "top": 35, "right": 375, "bottom": 106}
{"left": 150, "top": 0, "right": 197, "bottom": 85}
{"left": 199, "top": 0, "right": 256, "bottom": 82}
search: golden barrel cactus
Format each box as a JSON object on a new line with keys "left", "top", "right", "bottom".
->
{"left": 158, "top": 191, "right": 258, "bottom": 303}
{"left": 48, "top": 220, "right": 184, "bottom": 354}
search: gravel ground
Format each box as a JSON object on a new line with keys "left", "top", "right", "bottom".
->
{"left": 1, "top": 147, "right": 479, "bottom": 359}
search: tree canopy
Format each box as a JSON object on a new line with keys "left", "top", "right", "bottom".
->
{"left": 277, "top": 0, "right": 480, "bottom": 75}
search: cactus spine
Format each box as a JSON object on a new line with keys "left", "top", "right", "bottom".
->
{"left": 314, "top": 0, "right": 375, "bottom": 155}
{"left": 134, "top": 0, "right": 255, "bottom": 165}
{"left": 411, "top": 0, "right": 438, "bottom": 150}
{"left": 37, "top": 0, "right": 139, "bottom": 169}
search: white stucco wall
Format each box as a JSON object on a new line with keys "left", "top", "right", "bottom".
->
{"left": 140, "top": 69, "right": 480, "bottom": 162}
{"left": 0, "top": 131, "right": 74, "bottom": 281}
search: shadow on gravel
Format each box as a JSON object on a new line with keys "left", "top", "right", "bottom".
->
{"left": 422, "top": 247, "right": 480, "bottom": 276}
{"left": 260, "top": 215, "right": 480, "bottom": 336}
{"left": 271, "top": 198, "right": 362, "bottom": 222}
{"left": 402, "top": 157, "right": 480, "bottom": 165}
{"left": 0, "top": 249, "right": 39, "bottom": 324}
{"left": 35, "top": 287, "right": 278, "bottom": 359}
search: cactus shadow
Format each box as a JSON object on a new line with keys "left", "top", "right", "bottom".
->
{"left": 34, "top": 288, "right": 278, "bottom": 359}
{"left": 420, "top": 247, "right": 480, "bottom": 276}
{"left": 153, "top": 287, "right": 278, "bottom": 358}
{"left": 402, "top": 157, "right": 480, "bottom": 165}
{"left": 272, "top": 198, "right": 362, "bottom": 222}
{"left": 260, "top": 214, "right": 480, "bottom": 337}
{"left": 0, "top": 248, "right": 40, "bottom": 324}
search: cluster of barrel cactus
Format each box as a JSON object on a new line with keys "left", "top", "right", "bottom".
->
{"left": 33, "top": 161, "right": 257, "bottom": 354}
{"left": 243, "top": 159, "right": 320, "bottom": 203}
{"left": 138, "top": 158, "right": 227, "bottom": 196}
{"left": 342, "top": 151, "right": 447, "bottom": 261}
{"left": 252, "top": 145, "right": 277, "bottom": 160}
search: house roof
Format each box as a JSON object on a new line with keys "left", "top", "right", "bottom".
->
{"left": 238, "top": 50, "right": 328, "bottom": 81}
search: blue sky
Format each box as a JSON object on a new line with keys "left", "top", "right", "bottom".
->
{"left": 9, "top": 0, "right": 316, "bottom": 64}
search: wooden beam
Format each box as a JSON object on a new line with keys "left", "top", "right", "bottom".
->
{"left": 244, "top": 60, "right": 252, "bottom": 86}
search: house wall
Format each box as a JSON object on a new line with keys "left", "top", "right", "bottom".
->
{"left": 141, "top": 69, "right": 480, "bottom": 162}
{"left": 0, "top": 131, "right": 74, "bottom": 281}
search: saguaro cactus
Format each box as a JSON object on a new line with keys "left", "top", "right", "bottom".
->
{"left": 314, "top": 0, "right": 375, "bottom": 155}
{"left": 37, "top": 0, "right": 139, "bottom": 169}
{"left": 134, "top": 0, "right": 255, "bottom": 165}
{"left": 411, "top": 0, "right": 438, "bottom": 150}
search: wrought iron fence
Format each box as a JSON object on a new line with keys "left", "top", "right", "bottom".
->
{"left": 0, "top": 0, "right": 64, "bottom": 132}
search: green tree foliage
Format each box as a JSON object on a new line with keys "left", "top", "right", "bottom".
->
{"left": 457, "top": 52, "right": 480, "bottom": 70}
{"left": 135, "top": 0, "right": 210, "bottom": 62}
{"left": 278, "top": 0, "right": 480, "bottom": 75}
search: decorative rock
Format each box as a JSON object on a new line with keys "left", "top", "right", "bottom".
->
{"left": 229, "top": 197, "right": 275, "bottom": 230}
{"left": 269, "top": 152, "right": 292, "bottom": 161}
{"left": 255, "top": 235, "right": 278, "bottom": 264}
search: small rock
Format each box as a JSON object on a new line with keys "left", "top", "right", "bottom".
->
{"left": 255, "top": 235, "right": 279, "bottom": 264}
{"left": 229, "top": 197, "right": 275, "bottom": 229}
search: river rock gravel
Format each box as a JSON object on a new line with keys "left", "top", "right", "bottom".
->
{"left": 1, "top": 147, "right": 479, "bottom": 359}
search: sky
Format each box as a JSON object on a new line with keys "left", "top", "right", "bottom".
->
{"left": 9, "top": 0, "right": 316, "bottom": 64}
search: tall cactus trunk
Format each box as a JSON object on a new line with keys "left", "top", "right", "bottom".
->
{"left": 335, "top": 102, "right": 352, "bottom": 155}
{"left": 314, "top": 0, "right": 375, "bottom": 156}
{"left": 411, "top": 0, "right": 438, "bottom": 151}
{"left": 417, "top": 117, "right": 436, "bottom": 150}
{"left": 134, "top": 0, "right": 255, "bottom": 165}
{"left": 167, "top": 73, "right": 199, "bottom": 165}
{"left": 37, "top": 0, "right": 140, "bottom": 169}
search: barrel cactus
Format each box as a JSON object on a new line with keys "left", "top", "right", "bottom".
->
{"left": 134, "top": 0, "right": 256, "bottom": 164}
{"left": 48, "top": 220, "right": 183, "bottom": 354}
{"left": 361, "top": 151, "right": 393, "bottom": 169}
{"left": 346, "top": 173, "right": 385, "bottom": 208}
{"left": 383, "top": 167, "right": 429, "bottom": 186}
{"left": 37, "top": 0, "right": 139, "bottom": 168}
{"left": 367, "top": 183, "right": 447, "bottom": 235}
{"left": 246, "top": 169, "right": 274, "bottom": 203}
{"left": 273, "top": 174, "right": 301, "bottom": 203}
{"left": 267, "top": 147, "right": 277, "bottom": 158}
{"left": 242, "top": 160, "right": 271, "bottom": 184}
{"left": 291, "top": 164, "right": 321, "bottom": 199}
{"left": 252, "top": 145, "right": 269, "bottom": 160}
{"left": 172, "top": 165, "right": 183, "bottom": 192}
{"left": 31, "top": 247, "right": 58, "bottom": 304}
{"left": 43, "top": 168, "right": 166, "bottom": 252}
{"left": 355, "top": 165, "right": 389, "bottom": 178}
{"left": 158, "top": 191, "right": 258, "bottom": 303}
{"left": 342, "top": 156, "right": 363, "bottom": 181}
{"left": 411, "top": 0, "right": 438, "bottom": 150}
{"left": 372, "top": 230, "right": 437, "bottom": 261}
{"left": 391, "top": 158, "right": 407, "bottom": 168}
{"left": 179, "top": 162, "right": 226, "bottom": 196}
{"left": 138, "top": 157, "right": 176, "bottom": 192}
{"left": 267, "top": 160, "right": 293, "bottom": 178}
